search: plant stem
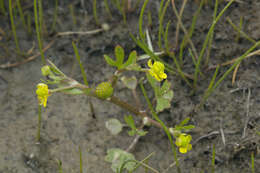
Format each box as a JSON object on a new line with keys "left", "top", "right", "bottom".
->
{"left": 9, "top": 0, "right": 21, "bottom": 53}
{"left": 140, "top": 82, "right": 181, "bottom": 173}
{"left": 36, "top": 105, "right": 42, "bottom": 142}
{"left": 79, "top": 146, "right": 83, "bottom": 173}
{"left": 110, "top": 96, "right": 162, "bottom": 128}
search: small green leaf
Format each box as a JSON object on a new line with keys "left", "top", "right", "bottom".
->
{"left": 159, "top": 80, "right": 171, "bottom": 96}
{"left": 105, "top": 118, "right": 123, "bottom": 135}
{"left": 121, "top": 76, "right": 137, "bottom": 90}
{"left": 162, "top": 90, "right": 173, "bottom": 100}
{"left": 120, "top": 51, "right": 137, "bottom": 69}
{"left": 115, "top": 45, "right": 124, "bottom": 66}
{"left": 156, "top": 97, "right": 171, "bottom": 112}
{"left": 182, "top": 125, "right": 195, "bottom": 131}
{"left": 137, "top": 129, "right": 148, "bottom": 136}
{"left": 104, "top": 55, "right": 117, "bottom": 66}
{"left": 105, "top": 148, "right": 136, "bottom": 172}
{"left": 124, "top": 115, "right": 136, "bottom": 130}
{"left": 180, "top": 117, "right": 190, "bottom": 126}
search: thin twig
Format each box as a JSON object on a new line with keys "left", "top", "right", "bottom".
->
{"left": 219, "top": 118, "right": 226, "bottom": 146}
{"left": 207, "top": 49, "right": 260, "bottom": 70}
{"left": 232, "top": 62, "right": 241, "bottom": 86}
{"left": 192, "top": 130, "right": 237, "bottom": 145}
{"left": 126, "top": 135, "right": 141, "bottom": 152}
{"left": 162, "top": 158, "right": 182, "bottom": 173}
{"left": 0, "top": 39, "right": 56, "bottom": 68}
{"left": 57, "top": 28, "right": 104, "bottom": 36}
{"left": 192, "top": 131, "right": 220, "bottom": 145}
{"left": 171, "top": 0, "right": 198, "bottom": 59}
{"left": 132, "top": 89, "right": 142, "bottom": 110}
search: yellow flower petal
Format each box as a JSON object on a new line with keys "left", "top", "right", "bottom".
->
{"left": 36, "top": 83, "right": 50, "bottom": 107}
{"left": 179, "top": 147, "right": 187, "bottom": 153}
{"left": 148, "top": 59, "right": 153, "bottom": 68}
{"left": 147, "top": 60, "right": 167, "bottom": 81}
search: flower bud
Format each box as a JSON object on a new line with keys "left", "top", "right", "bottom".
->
{"left": 169, "top": 128, "right": 181, "bottom": 138}
{"left": 41, "top": 65, "right": 51, "bottom": 76}
{"left": 95, "top": 82, "right": 114, "bottom": 99}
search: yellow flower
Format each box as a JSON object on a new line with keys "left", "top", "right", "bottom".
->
{"left": 175, "top": 133, "right": 192, "bottom": 154}
{"left": 147, "top": 59, "right": 167, "bottom": 81}
{"left": 36, "top": 83, "right": 50, "bottom": 107}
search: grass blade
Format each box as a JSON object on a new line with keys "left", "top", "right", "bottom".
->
{"left": 9, "top": 0, "right": 20, "bottom": 53}
{"left": 211, "top": 144, "right": 215, "bottom": 173}
{"left": 72, "top": 41, "right": 89, "bottom": 86}
{"left": 194, "top": 0, "right": 235, "bottom": 89}
{"left": 34, "top": 0, "right": 46, "bottom": 64}
{"left": 251, "top": 152, "right": 255, "bottom": 173}
{"left": 139, "top": 0, "right": 149, "bottom": 42}
{"left": 200, "top": 41, "right": 260, "bottom": 106}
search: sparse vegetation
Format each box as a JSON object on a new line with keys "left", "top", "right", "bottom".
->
{"left": 0, "top": 0, "right": 259, "bottom": 172}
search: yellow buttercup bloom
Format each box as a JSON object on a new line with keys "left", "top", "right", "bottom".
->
{"left": 36, "top": 83, "right": 50, "bottom": 107}
{"left": 148, "top": 59, "right": 167, "bottom": 81}
{"left": 175, "top": 133, "right": 192, "bottom": 154}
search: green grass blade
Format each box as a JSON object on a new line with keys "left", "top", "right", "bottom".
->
{"left": 205, "top": 0, "right": 218, "bottom": 66}
{"left": 38, "top": 0, "right": 44, "bottom": 35}
{"left": 169, "top": 52, "right": 192, "bottom": 87}
{"left": 51, "top": 0, "right": 58, "bottom": 32}
{"left": 0, "top": 0, "right": 6, "bottom": 15}
{"left": 172, "top": 0, "right": 199, "bottom": 63}
{"left": 16, "top": 0, "right": 27, "bottom": 31}
{"left": 26, "top": 12, "right": 32, "bottom": 35}
{"left": 211, "top": 144, "right": 215, "bottom": 173}
{"left": 194, "top": 0, "right": 235, "bottom": 89}
{"left": 57, "top": 160, "right": 63, "bottom": 173}
{"left": 72, "top": 41, "right": 89, "bottom": 86}
{"left": 164, "top": 21, "right": 171, "bottom": 53}
{"left": 69, "top": 4, "right": 77, "bottom": 26}
{"left": 139, "top": 0, "right": 149, "bottom": 42}
{"left": 201, "top": 41, "right": 260, "bottom": 105}
{"left": 9, "top": 0, "right": 20, "bottom": 53}
{"left": 227, "top": 17, "right": 256, "bottom": 44}
{"left": 93, "top": 0, "right": 99, "bottom": 25}
{"left": 199, "top": 65, "right": 219, "bottom": 108}
{"left": 79, "top": 146, "right": 83, "bottom": 173}
{"left": 158, "top": 0, "right": 170, "bottom": 50}
{"left": 104, "top": 0, "right": 112, "bottom": 18}
{"left": 34, "top": 0, "right": 45, "bottom": 64}
{"left": 251, "top": 152, "right": 255, "bottom": 173}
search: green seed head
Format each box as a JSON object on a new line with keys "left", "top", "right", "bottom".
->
{"left": 95, "top": 82, "right": 114, "bottom": 99}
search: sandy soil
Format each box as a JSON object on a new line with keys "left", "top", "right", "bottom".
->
{"left": 0, "top": 0, "right": 259, "bottom": 172}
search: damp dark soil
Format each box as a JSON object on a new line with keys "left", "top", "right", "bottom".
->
{"left": 0, "top": 0, "right": 259, "bottom": 172}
